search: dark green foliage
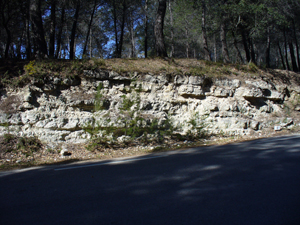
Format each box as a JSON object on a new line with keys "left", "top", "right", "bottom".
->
{"left": 120, "top": 95, "right": 135, "bottom": 110}
{"left": 94, "top": 83, "right": 105, "bottom": 111}
{"left": 186, "top": 113, "right": 206, "bottom": 140}
{"left": 0, "top": 0, "right": 300, "bottom": 71}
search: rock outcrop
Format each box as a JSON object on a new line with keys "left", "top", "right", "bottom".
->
{"left": 1, "top": 68, "right": 299, "bottom": 146}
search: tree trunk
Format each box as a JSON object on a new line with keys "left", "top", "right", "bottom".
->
{"left": 250, "top": 38, "right": 256, "bottom": 64}
{"left": 49, "top": 0, "right": 56, "bottom": 58}
{"left": 220, "top": 21, "right": 230, "bottom": 63}
{"left": 154, "top": 0, "right": 168, "bottom": 57}
{"left": 90, "top": 29, "right": 92, "bottom": 58}
{"left": 70, "top": 0, "right": 80, "bottom": 60}
{"left": 185, "top": 24, "right": 189, "bottom": 58}
{"left": 168, "top": 0, "right": 174, "bottom": 57}
{"left": 26, "top": 3, "right": 31, "bottom": 60}
{"left": 232, "top": 30, "right": 244, "bottom": 63}
{"left": 30, "top": 0, "right": 48, "bottom": 58}
{"left": 292, "top": 19, "right": 300, "bottom": 69}
{"left": 241, "top": 29, "right": 251, "bottom": 62}
{"left": 213, "top": 34, "right": 217, "bottom": 62}
{"left": 144, "top": 0, "right": 148, "bottom": 58}
{"left": 277, "top": 42, "right": 286, "bottom": 70}
{"left": 117, "top": 0, "right": 127, "bottom": 58}
{"left": 112, "top": 0, "right": 119, "bottom": 56}
{"left": 55, "top": 3, "right": 65, "bottom": 59}
{"left": 128, "top": 10, "right": 136, "bottom": 58}
{"left": 0, "top": 29, "right": 2, "bottom": 58}
{"left": 202, "top": 0, "right": 211, "bottom": 61}
{"left": 16, "top": 29, "right": 24, "bottom": 59}
{"left": 3, "top": 25, "right": 11, "bottom": 59}
{"left": 289, "top": 41, "right": 298, "bottom": 72}
{"left": 83, "top": 0, "right": 97, "bottom": 57}
{"left": 283, "top": 29, "right": 291, "bottom": 70}
{"left": 112, "top": 0, "right": 127, "bottom": 58}
{"left": 266, "top": 27, "right": 271, "bottom": 68}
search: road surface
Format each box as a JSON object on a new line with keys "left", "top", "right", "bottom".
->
{"left": 1, "top": 134, "right": 300, "bottom": 225}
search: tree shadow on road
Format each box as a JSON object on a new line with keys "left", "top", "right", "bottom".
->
{"left": 1, "top": 135, "right": 300, "bottom": 225}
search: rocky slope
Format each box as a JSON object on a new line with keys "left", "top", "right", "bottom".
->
{"left": 1, "top": 61, "right": 300, "bottom": 153}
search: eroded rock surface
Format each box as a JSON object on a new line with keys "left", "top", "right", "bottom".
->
{"left": 1, "top": 69, "right": 299, "bottom": 146}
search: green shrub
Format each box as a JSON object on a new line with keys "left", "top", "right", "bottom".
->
{"left": 94, "top": 83, "right": 105, "bottom": 111}
{"left": 84, "top": 114, "right": 179, "bottom": 151}
{"left": 187, "top": 113, "right": 207, "bottom": 139}
{"left": 120, "top": 95, "right": 135, "bottom": 110}
{"left": 24, "top": 60, "right": 38, "bottom": 76}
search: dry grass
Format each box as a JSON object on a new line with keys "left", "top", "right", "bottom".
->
{"left": 1, "top": 58, "right": 300, "bottom": 88}
{"left": 104, "top": 58, "right": 226, "bottom": 75}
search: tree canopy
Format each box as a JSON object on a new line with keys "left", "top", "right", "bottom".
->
{"left": 1, "top": 0, "right": 300, "bottom": 70}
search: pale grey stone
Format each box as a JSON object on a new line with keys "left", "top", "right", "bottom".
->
{"left": 35, "top": 120, "right": 48, "bottom": 128}
{"left": 21, "top": 102, "right": 34, "bottom": 110}
{"left": 174, "top": 75, "right": 188, "bottom": 84}
{"left": 53, "top": 77, "right": 62, "bottom": 85}
{"left": 23, "top": 90, "right": 32, "bottom": 102}
{"left": 0, "top": 113, "right": 8, "bottom": 124}
{"left": 63, "top": 119, "right": 79, "bottom": 130}
{"left": 251, "top": 121, "right": 260, "bottom": 130}
{"left": 245, "top": 80, "right": 274, "bottom": 89}
{"left": 189, "top": 76, "right": 204, "bottom": 85}
{"left": 267, "top": 91, "right": 284, "bottom": 101}
{"left": 274, "top": 126, "right": 281, "bottom": 131}
{"left": 117, "top": 135, "right": 131, "bottom": 143}
{"left": 60, "top": 149, "right": 71, "bottom": 156}
{"left": 103, "top": 80, "right": 110, "bottom": 88}
{"left": 1, "top": 72, "right": 299, "bottom": 145}
{"left": 215, "top": 78, "right": 241, "bottom": 88}
{"left": 178, "top": 85, "right": 204, "bottom": 97}
{"left": 281, "top": 118, "right": 293, "bottom": 127}
{"left": 214, "top": 87, "right": 233, "bottom": 97}
{"left": 242, "top": 87, "right": 264, "bottom": 98}
{"left": 9, "top": 114, "right": 22, "bottom": 125}
{"left": 44, "top": 121, "right": 58, "bottom": 129}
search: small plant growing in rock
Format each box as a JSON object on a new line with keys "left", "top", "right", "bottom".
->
{"left": 94, "top": 83, "right": 104, "bottom": 111}
{"left": 187, "top": 112, "right": 207, "bottom": 139}
{"left": 24, "top": 60, "right": 38, "bottom": 76}
{"left": 120, "top": 95, "right": 135, "bottom": 111}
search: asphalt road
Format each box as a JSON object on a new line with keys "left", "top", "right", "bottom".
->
{"left": 1, "top": 134, "right": 300, "bottom": 225}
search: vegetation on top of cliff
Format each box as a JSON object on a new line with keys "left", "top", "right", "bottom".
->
{"left": 2, "top": 58, "right": 299, "bottom": 89}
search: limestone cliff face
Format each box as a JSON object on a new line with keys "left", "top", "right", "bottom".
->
{"left": 0, "top": 69, "right": 299, "bottom": 145}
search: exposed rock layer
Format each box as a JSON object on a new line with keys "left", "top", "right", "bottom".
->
{"left": 1, "top": 69, "right": 299, "bottom": 145}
